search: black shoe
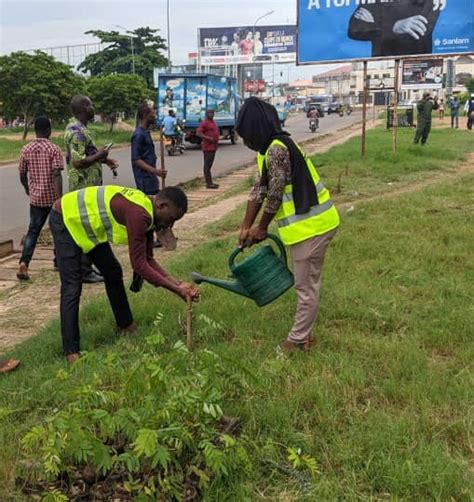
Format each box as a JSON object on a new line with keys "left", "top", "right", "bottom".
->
{"left": 206, "top": 183, "right": 220, "bottom": 189}
{"left": 153, "top": 240, "right": 163, "bottom": 248}
{"left": 82, "top": 271, "right": 104, "bottom": 284}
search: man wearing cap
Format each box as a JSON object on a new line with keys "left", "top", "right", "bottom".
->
{"left": 414, "top": 92, "right": 439, "bottom": 145}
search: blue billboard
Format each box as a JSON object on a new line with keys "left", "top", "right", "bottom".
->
{"left": 298, "top": 0, "right": 474, "bottom": 64}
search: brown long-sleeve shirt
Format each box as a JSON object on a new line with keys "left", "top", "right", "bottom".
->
{"left": 54, "top": 194, "right": 178, "bottom": 290}
{"left": 249, "top": 144, "right": 291, "bottom": 214}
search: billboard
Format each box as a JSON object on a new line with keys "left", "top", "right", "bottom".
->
{"left": 298, "top": 0, "right": 474, "bottom": 64}
{"left": 157, "top": 75, "right": 237, "bottom": 123}
{"left": 402, "top": 59, "right": 444, "bottom": 89}
{"left": 199, "top": 25, "right": 296, "bottom": 65}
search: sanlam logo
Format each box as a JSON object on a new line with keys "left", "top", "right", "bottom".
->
{"left": 435, "top": 37, "right": 470, "bottom": 46}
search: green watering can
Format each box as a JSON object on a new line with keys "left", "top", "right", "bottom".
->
{"left": 191, "top": 234, "right": 294, "bottom": 307}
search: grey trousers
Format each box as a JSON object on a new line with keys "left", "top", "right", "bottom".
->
{"left": 287, "top": 229, "right": 337, "bottom": 343}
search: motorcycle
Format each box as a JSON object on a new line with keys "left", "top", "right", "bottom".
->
{"left": 164, "top": 124, "right": 185, "bottom": 156}
{"left": 309, "top": 118, "right": 319, "bottom": 133}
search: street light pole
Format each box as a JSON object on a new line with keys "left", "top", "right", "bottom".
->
{"left": 167, "top": 0, "right": 172, "bottom": 71}
{"left": 252, "top": 10, "right": 274, "bottom": 96}
{"left": 114, "top": 24, "right": 136, "bottom": 75}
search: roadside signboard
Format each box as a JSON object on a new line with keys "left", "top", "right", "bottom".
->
{"left": 401, "top": 59, "right": 444, "bottom": 89}
{"left": 199, "top": 25, "right": 296, "bottom": 65}
{"left": 298, "top": 0, "right": 474, "bottom": 64}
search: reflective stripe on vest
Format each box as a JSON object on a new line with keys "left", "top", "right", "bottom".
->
{"left": 97, "top": 187, "right": 114, "bottom": 242}
{"left": 277, "top": 199, "right": 335, "bottom": 228}
{"left": 61, "top": 185, "right": 154, "bottom": 253}
{"left": 281, "top": 181, "right": 326, "bottom": 204}
{"left": 257, "top": 139, "right": 339, "bottom": 246}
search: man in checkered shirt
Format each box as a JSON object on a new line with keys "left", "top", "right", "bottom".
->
{"left": 17, "top": 117, "right": 64, "bottom": 280}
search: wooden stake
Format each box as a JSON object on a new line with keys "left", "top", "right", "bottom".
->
{"left": 337, "top": 172, "right": 342, "bottom": 193}
{"left": 159, "top": 130, "right": 166, "bottom": 188}
{"left": 392, "top": 59, "right": 401, "bottom": 154}
{"left": 361, "top": 60, "right": 368, "bottom": 158}
{"left": 186, "top": 298, "right": 193, "bottom": 350}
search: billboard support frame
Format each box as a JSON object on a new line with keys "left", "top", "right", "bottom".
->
{"left": 361, "top": 60, "right": 368, "bottom": 158}
{"left": 392, "top": 59, "right": 401, "bottom": 154}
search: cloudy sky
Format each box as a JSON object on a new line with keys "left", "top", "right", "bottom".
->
{"left": 0, "top": 0, "right": 336, "bottom": 81}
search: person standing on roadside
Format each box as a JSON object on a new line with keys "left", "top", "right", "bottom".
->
{"left": 64, "top": 95, "right": 119, "bottom": 283}
{"left": 466, "top": 94, "right": 474, "bottom": 131}
{"left": 449, "top": 96, "right": 460, "bottom": 129}
{"left": 132, "top": 103, "right": 167, "bottom": 199}
{"left": 438, "top": 99, "right": 445, "bottom": 119}
{"left": 17, "top": 117, "right": 63, "bottom": 281}
{"left": 414, "top": 92, "right": 438, "bottom": 145}
{"left": 236, "top": 97, "right": 340, "bottom": 353}
{"left": 196, "top": 109, "right": 219, "bottom": 189}
{"left": 132, "top": 103, "right": 167, "bottom": 248}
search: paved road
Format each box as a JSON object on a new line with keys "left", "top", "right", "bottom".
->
{"left": 0, "top": 112, "right": 361, "bottom": 245}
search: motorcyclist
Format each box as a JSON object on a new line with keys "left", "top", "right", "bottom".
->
{"left": 162, "top": 109, "right": 178, "bottom": 141}
{"left": 308, "top": 107, "right": 320, "bottom": 131}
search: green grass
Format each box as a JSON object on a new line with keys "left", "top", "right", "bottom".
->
{"left": 0, "top": 123, "right": 134, "bottom": 162}
{"left": 1, "top": 170, "right": 473, "bottom": 499}
{"left": 312, "top": 126, "right": 474, "bottom": 203}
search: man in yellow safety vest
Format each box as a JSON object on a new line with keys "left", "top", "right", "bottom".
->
{"left": 236, "top": 97, "right": 339, "bottom": 353}
{"left": 50, "top": 185, "right": 199, "bottom": 363}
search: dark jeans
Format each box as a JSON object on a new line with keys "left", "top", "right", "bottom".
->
{"left": 203, "top": 151, "right": 216, "bottom": 185}
{"left": 451, "top": 114, "right": 459, "bottom": 128}
{"left": 20, "top": 205, "right": 56, "bottom": 266}
{"left": 50, "top": 210, "right": 133, "bottom": 355}
{"left": 468, "top": 114, "right": 473, "bottom": 131}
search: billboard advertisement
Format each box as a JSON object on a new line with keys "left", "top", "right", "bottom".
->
{"left": 401, "top": 59, "right": 444, "bottom": 89}
{"left": 298, "top": 0, "right": 474, "bottom": 64}
{"left": 199, "top": 25, "right": 296, "bottom": 65}
{"left": 157, "top": 75, "right": 237, "bottom": 123}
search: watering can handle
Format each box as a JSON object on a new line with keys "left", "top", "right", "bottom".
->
{"left": 229, "top": 233, "right": 288, "bottom": 270}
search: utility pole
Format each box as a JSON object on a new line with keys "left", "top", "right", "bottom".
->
{"left": 167, "top": 0, "right": 172, "bottom": 71}
{"left": 252, "top": 10, "right": 274, "bottom": 95}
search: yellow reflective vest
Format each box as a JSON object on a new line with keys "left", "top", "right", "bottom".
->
{"left": 257, "top": 139, "right": 339, "bottom": 246}
{"left": 61, "top": 185, "right": 154, "bottom": 253}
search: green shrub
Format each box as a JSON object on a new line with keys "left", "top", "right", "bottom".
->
{"left": 20, "top": 316, "right": 252, "bottom": 500}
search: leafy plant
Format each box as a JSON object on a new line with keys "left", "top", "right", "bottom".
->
{"left": 78, "top": 27, "right": 168, "bottom": 89}
{"left": 0, "top": 51, "right": 85, "bottom": 139}
{"left": 21, "top": 316, "right": 252, "bottom": 500}
{"left": 87, "top": 74, "right": 152, "bottom": 131}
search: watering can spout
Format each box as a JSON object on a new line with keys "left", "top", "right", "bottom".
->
{"left": 191, "top": 272, "right": 251, "bottom": 299}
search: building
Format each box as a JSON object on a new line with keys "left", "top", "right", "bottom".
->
{"left": 309, "top": 56, "right": 474, "bottom": 106}
{"left": 312, "top": 65, "right": 352, "bottom": 100}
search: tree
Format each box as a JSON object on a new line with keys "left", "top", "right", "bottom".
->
{"left": 465, "top": 78, "right": 474, "bottom": 95}
{"left": 87, "top": 74, "right": 152, "bottom": 131}
{"left": 78, "top": 27, "right": 168, "bottom": 89}
{"left": 0, "top": 51, "right": 85, "bottom": 139}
